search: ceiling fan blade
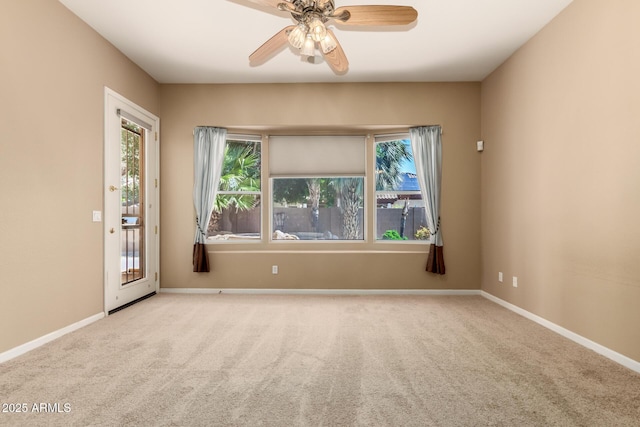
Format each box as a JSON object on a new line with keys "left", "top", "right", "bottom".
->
{"left": 322, "top": 29, "right": 349, "bottom": 74}
{"left": 332, "top": 5, "right": 418, "bottom": 26}
{"left": 249, "top": 26, "right": 295, "bottom": 66}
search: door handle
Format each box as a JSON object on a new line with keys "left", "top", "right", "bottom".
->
{"left": 109, "top": 228, "right": 115, "bottom": 234}
{"left": 109, "top": 185, "right": 119, "bottom": 192}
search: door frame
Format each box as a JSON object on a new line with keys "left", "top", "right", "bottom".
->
{"left": 103, "top": 87, "right": 160, "bottom": 315}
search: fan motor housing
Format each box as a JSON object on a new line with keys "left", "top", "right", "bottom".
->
{"left": 288, "top": 0, "right": 335, "bottom": 23}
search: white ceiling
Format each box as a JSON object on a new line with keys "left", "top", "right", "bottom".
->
{"left": 58, "top": 0, "right": 572, "bottom": 84}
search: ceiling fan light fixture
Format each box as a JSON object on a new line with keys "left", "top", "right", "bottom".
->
{"left": 288, "top": 24, "right": 308, "bottom": 49}
{"left": 319, "top": 31, "right": 338, "bottom": 54}
{"left": 248, "top": 1, "right": 418, "bottom": 74}
{"left": 301, "top": 34, "right": 316, "bottom": 57}
{"left": 308, "top": 17, "right": 327, "bottom": 42}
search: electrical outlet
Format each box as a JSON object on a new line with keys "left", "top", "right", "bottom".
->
{"left": 513, "top": 276, "right": 518, "bottom": 288}
{"left": 498, "top": 272, "right": 503, "bottom": 282}
{"left": 272, "top": 265, "right": 278, "bottom": 275}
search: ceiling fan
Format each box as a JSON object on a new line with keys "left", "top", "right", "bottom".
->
{"left": 246, "top": 0, "right": 418, "bottom": 74}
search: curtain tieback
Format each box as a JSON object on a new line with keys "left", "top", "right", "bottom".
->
{"left": 430, "top": 216, "right": 441, "bottom": 237}
{"left": 195, "top": 215, "right": 207, "bottom": 238}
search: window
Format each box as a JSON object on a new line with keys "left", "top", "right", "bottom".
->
{"left": 204, "top": 132, "right": 432, "bottom": 244}
{"left": 272, "top": 177, "right": 364, "bottom": 240}
{"left": 375, "top": 134, "right": 427, "bottom": 241}
{"left": 207, "top": 135, "right": 261, "bottom": 241}
{"left": 269, "top": 135, "right": 366, "bottom": 241}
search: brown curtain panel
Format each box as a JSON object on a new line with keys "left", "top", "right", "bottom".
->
{"left": 426, "top": 244, "right": 446, "bottom": 275}
{"left": 193, "top": 243, "right": 210, "bottom": 273}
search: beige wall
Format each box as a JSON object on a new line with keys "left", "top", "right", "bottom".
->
{"left": 159, "top": 83, "right": 481, "bottom": 290}
{"left": 0, "top": 0, "right": 159, "bottom": 353}
{"left": 481, "top": 0, "right": 640, "bottom": 361}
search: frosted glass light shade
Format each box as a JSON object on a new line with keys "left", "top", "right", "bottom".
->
{"left": 309, "top": 18, "right": 327, "bottom": 42}
{"left": 301, "top": 34, "right": 316, "bottom": 56}
{"left": 320, "top": 33, "right": 338, "bottom": 53}
{"left": 320, "top": 32, "right": 338, "bottom": 54}
{"left": 288, "top": 24, "right": 308, "bottom": 49}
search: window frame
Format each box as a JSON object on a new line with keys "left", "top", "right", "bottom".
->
{"left": 206, "top": 134, "right": 263, "bottom": 244}
{"left": 374, "top": 133, "right": 428, "bottom": 244}
{"left": 203, "top": 129, "right": 433, "bottom": 247}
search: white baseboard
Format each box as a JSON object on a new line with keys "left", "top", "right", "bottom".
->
{"left": 0, "top": 312, "right": 105, "bottom": 364}
{"left": 160, "top": 288, "right": 482, "bottom": 296}
{"left": 481, "top": 291, "right": 640, "bottom": 374}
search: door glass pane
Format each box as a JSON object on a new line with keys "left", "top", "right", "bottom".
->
{"left": 121, "top": 119, "right": 144, "bottom": 285}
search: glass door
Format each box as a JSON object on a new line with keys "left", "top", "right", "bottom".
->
{"left": 121, "top": 119, "right": 145, "bottom": 285}
{"left": 104, "top": 88, "right": 158, "bottom": 313}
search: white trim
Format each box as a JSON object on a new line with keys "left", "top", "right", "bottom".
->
{"left": 0, "top": 313, "right": 104, "bottom": 364}
{"left": 481, "top": 291, "right": 640, "bottom": 374}
{"left": 227, "top": 133, "right": 262, "bottom": 142}
{"left": 160, "top": 288, "right": 481, "bottom": 296}
{"left": 374, "top": 132, "right": 411, "bottom": 143}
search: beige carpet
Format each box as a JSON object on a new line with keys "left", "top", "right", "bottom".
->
{"left": 1, "top": 294, "right": 639, "bottom": 426}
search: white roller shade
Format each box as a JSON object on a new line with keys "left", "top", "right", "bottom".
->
{"left": 269, "top": 135, "right": 366, "bottom": 176}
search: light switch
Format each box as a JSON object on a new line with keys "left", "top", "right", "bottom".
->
{"left": 92, "top": 211, "right": 102, "bottom": 222}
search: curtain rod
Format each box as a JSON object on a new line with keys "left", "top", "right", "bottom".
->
{"left": 192, "top": 127, "right": 443, "bottom": 136}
